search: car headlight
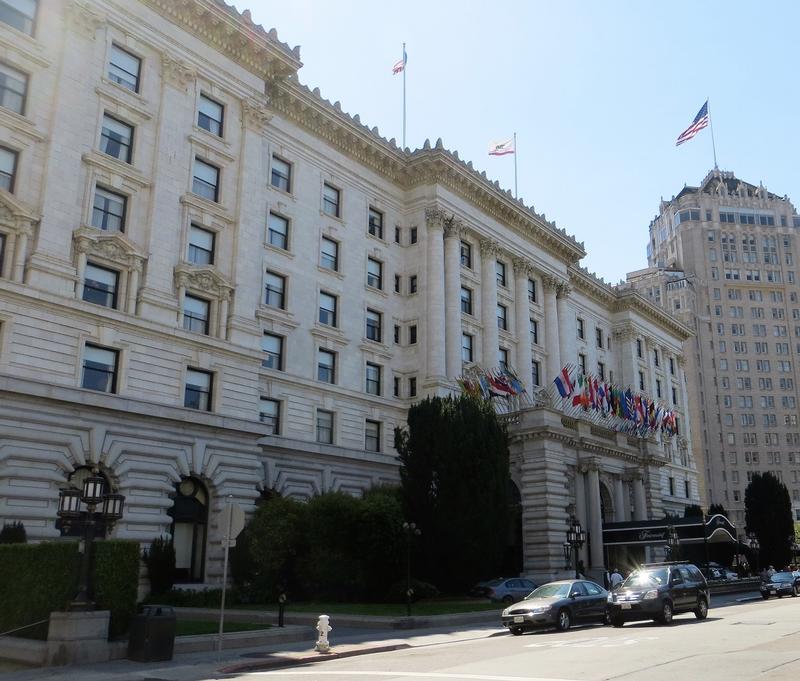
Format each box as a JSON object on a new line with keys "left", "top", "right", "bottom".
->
{"left": 502, "top": 608, "right": 510, "bottom": 616}
{"left": 643, "top": 590, "right": 658, "bottom": 600}
{"left": 531, "top": 606, "right": 551, "bottom": 614}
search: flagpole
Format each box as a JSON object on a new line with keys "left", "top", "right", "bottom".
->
{"left": 402, "top": 42, "right": 406, "bottom": 150}
{"left": 708, "top": 98, "right": 718, "bottom": 170}
{"left": 513, "top": 131, "right": 518, "bottom": 198}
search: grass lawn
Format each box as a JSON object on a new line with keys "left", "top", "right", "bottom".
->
{"left": 236, "top": 599, "right": 500, "bottom": 617}
{"left": 176, "top": 620, "right": 271, "bottom": 636}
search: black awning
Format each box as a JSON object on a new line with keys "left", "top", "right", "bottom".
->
{"left": 602, "top": 514, "right": 736, "bottom": 547}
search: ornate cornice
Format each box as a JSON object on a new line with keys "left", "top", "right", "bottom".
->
{"left": 241, "top": 97, "right": 272, "bottom": 131}
{"left": 174, "top": 263, "right": 233, "bottom": 300}
{"left": 613, "top": 289, "right": 694, "bottom": 342}
{"left": 73, "top": 227, "right": 146, "bottom": 269}
{"left": 161, "top": 54, "right": 196, "bottom": 90}
{"left": 140, "top": 0, "right": 301, "bottom": 80}
{"left": 568, "top": 265, "right": 617, "bottom": 307}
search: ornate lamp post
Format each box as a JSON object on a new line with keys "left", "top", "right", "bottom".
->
{"left": 748, "top": 534, "right": 760, "bottom": 576}
{"left": 564, "top": 516, "right": 586, "bottom": 579}
{"left": 57, "top": 470, "right": 124, "bottom": 610}
{"left": 402, "top": 521, "right": 421, "bottom": 617}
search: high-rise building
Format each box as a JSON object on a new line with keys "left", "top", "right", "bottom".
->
{"left": 627, "top": 169, "right": 800, "bottom": 530}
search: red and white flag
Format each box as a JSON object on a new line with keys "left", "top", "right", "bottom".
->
{"left": 488, "top": 138, "right": 515, "bottom": 156}
{"left": 392, "top": 50, "right": 407, "bottom": 75}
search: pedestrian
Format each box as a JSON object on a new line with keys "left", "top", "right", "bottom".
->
{"left": 767, "top": 565, "right": 776, "bottom": 577}
{"left": 610, "top": 568, "right": 624, "bottom": 589}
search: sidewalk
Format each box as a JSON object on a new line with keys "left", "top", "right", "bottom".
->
{"left": 0, "top": 614, "right": 504, "bottom": 681}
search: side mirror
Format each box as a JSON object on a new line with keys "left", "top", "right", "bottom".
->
{"left": 569, "top": 592, "right": 578, "bottom": 599}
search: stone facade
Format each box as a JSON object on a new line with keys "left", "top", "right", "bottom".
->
{"left": 0, "top": 0, "right": 698, "bottom": 584}
{"left": 627, "top": 169, "right": 800, "bottom": 531}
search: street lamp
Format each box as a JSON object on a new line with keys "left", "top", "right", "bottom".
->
{"left": 402, "top": 521, "right": 421, "bottom": 617}
{"left": 666, "top": 525, "right": 679, "bottom": 561}
{"left": 564, "top": 516, "right": 586, "bottom": 579}
{"left": 57, "top": 469, "right": 125, "bottom": 610}
{"left": 748, "top": 534, "right": 760, "bottom": 576}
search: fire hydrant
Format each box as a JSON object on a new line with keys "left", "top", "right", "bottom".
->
{"left": 315, "top": 614, "right": 332, "bottom": 652}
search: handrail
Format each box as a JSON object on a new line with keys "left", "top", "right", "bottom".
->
{"left": 0, "top": 619, "right": 48, "bottom": 638}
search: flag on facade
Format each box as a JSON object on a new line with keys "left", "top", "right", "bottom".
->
{"left": 675, "top": 100, "right": 709, "bottom": 146}
{"left": 553, "top": 366, "right": 574, "bottom": 398}
{"left": 392, "top": 49, "right": 407, "bottom": 74}
{"left": 488, "top": 138, "right": 515, "bottom": 156}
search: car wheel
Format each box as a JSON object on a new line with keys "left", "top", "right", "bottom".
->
{"left": 778, "top": 594, "right": 783, "bottom": 599}
{"left": 761, "top": 593, "right": 770, "bottom": 600}
{"left": 694, "top": 597, "right": 708, "bottom": 620}
{"left": 603, "top": 608, "right": 611, "bottom": 625}
{"left": 502, "top": 595, "right": 514, "bottom": 605}
{"left": 793, "top": 586, "right": 798, "bottom": 597}
{"left": 510, "top": 626, "right": 524, "bottom": 636}
{"left": 658, "top": 600, "right": 673, "bottom": 625}
{"left": 610, "top": 615, "right": 624, "bottom": 628}
{"left": 556, "top": 608, "right": 571, "bottom": 631}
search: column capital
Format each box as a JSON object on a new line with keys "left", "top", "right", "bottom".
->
{"left": 479, "top": 238, "right": 501, "bottom": 258}
{"left": 623, "top": 466, "right": 643, "bottom": 482}
{"left": 425, "top": 206, "right": 449, "bottom": 230}
{"left": 556, "top": 282, "right": 571, "bottom": 298}
{"left": 578, "top": 457, "right": 600, "bottom": 474}
{"left": 443, "top": 217, "right": 466, "bottom": 239}
{"left": 512, "top": 257, "right": 533, "bottom": 277}
{"left": 676, "top": 354, "right": 686, "bottom": 368}
{"left": 161, "top": 53, "right": 196, "bottom": 90}
{"left": 612, "top": 323, "right": 637, "bottom": 342}
{"left": 542, "top": 273, "right": 563, "bottom": 293}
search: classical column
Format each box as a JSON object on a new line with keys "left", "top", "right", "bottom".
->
{"left": 75, "top": 247, "right": 88, "bottom": 299}
{"left": 12, "top": 230, "right": 28, "bottom": 282}
{"left": 585, "top": 461, "right": 605, "bottom": 570}
{"left": 557, "top": 283, "right": 573, "bottom": 370}
{"left": 614, "top": 476, "right": 628, "bottom": 522}
{"left": 574, "top": 468, "right": 589, "bottom": 566}
{"left": 613, "top": 325, "right": 638, "bottom": 388}
{"left": 444, "top": 220, "right": 464, "bottom": 379}
{"left": 2, "top": 231, "right": 16, "bottom": 279}
{"left": 425, "top": 208, "right": 447, "bottom": 380}
{"left": 218, "top": 293, "right": 230, "bottom": 340}
{"left": 513, "top": 258, "right": 533, "bottom": 385}
{"left": 543, "top": 276, "right": 561, "bottom": 381}
{"left": 126, "top": 263, "right": 140, "bottom": 314}
{"left": 645, "top": 337, "right": 658, "bottom": 396}
{"left": 480, "top": 239, "right": 500, "bottom": 367}
{"left": 632, "top": 471, "right": 648, "bottom": 521}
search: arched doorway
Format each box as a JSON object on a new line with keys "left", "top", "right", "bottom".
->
{"left": 502, "top": 480, "right": 523, "bottom": 575}
{"left": 169, "top": 477, "right": 208, "bottom": 583}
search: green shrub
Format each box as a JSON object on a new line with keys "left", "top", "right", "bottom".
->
{"left": 385, "top": 578, "right": 440, "bottom": 603}
{"left": 0, "top": 521, "right": 27, "bottom": 544}
{"left": 93, "top": 540, "right": 140, "bottom": 639}
{"left": 142, "top": 536, "right": 175, "bottom": 595}
{"left": 0, "top": 542, "right": 80, "bottom": 639}
{"left": 358, "top": 488, "right": 405, "bottom": 600}
{"left": 144, "top": 587, "right": 223, "bottom": 608}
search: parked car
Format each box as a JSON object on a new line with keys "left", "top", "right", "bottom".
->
{"left": 702, "top": 562, "right": 738, "bottom": 581}
{"left": 469, "top": 577, "right": 506, "bottom": 598}
{"left": 501, "top": 579, "right": 609, "bottom": 634}
{"left": 608, "top": 562, "right": 709, "bottom": 627}
{"left": 760, "top": 572, "right": 799, "bottom": 599}
{"left": 487, "top": 577, "right": 538, "bottom": 604}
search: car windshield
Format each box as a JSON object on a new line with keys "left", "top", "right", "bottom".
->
{"left": 772, "top": 572, "right": 793, "bottom": 582}
{"left": 622, "top": 567, "right": 669, "bottom": 588}
{"left": 528, "top": 583, "right": 571, "bottom": 599}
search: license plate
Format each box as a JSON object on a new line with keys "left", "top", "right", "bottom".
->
{"left": 621, "top": 602, "right": 632, "bottom": 609}
{"left": 514, "top": 616, "right": 524, "bottom": 623}
{"left": 770, "top": 590, "right": 776, "bottom": 594}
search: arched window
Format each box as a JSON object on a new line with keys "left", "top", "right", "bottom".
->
{"left": 58, "top": 466, "right": 112, "bottom": 538}
{"left": 169, "top": 477, "right": 208, "bottom": 583}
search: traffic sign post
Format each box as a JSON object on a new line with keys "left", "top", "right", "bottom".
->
{"left": 217, "top": 498, "right": 245, "bottom": 654}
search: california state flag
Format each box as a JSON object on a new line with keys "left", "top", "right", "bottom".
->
{"left": 488, "top": 138, "right": 515, "bottom": 156}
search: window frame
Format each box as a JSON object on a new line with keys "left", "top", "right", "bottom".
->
{"left": 108, "top": 43, "right": 141, "bottom": 93}
{"left": 187, "top": 223, "right": 215, "bottom": 265}
{"left": 259, "top": 397, "right": 280, "bottom": 435}
{"left": 82, "top": 262, "right": 119, "bottom": 309}
{"left": 91, "top": 185, "right": 127, "bottom": 232}
{"left": 261, "top": 332, "right": 284, "bottom": 371}
{"left": 197, "top": 93, "right": 224, "bottom": 137}
{"left": 267, "top": 211, "right": 290, "bottom": 251}
{"left": 192, "top": 157, "right": 220, "bottom": 203}
{"left": 0, "top": 60, "right": 27, "bottom": 115}
{"left": 100, "top": 112, "right": 134, "bottom": 164}
{"left": 184, "top": 368, "right": 213, "bottom": 411}
{"left": 270, "top": 155, "right": 291, "bottom": 193}
{"left": 81, "top": 343, "right": 119, "bottom": 394}
{"left": 322, "top": 182, "right": 340, "bottom": 218}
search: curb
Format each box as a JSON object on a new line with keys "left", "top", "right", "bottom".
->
{"left": 218, "top": 642, "right": 412, "bottom": 674}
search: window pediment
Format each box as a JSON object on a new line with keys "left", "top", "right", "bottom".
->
{"left": 174, "top": 263, "right": 233, "bottom": 300}
{"left": 73, "top": 227, "right": 146, "bottom": 269}
{"left": 0, "top": 189, "right": 38, "bottom": 234}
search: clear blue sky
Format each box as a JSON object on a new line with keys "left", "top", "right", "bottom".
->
{"left": 237, "top": 0, "right": 800, "bottom": 284}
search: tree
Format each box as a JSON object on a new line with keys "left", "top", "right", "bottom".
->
{"left": 395, "top": 395, "right": 510, "bottom": 593}
{"left": 142, "top": 535, "right": 175, "bottom": 595}
{"left": 0, "top": 522, "right": 27, "bottom": 544}
{"left": 708, "top": 503, "right": 728, "bottom": 518}
{"left": 745, "top": 472, "right": 793, "bottom": 569}
{"left": 683, "top": 505, "right": 703, "bottom": 519}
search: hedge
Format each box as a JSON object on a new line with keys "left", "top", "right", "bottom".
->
{"left": 0, "top": 540, "right": 140, "bottom": 640}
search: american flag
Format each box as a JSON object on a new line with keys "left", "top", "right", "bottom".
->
{"left": 675, "top": 101, "right": 709, "bottom": 146}
{"left": 392, "top": 50, "right": 407, "bottom": 75}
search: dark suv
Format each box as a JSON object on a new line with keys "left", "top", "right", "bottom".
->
{"left": 608, "top": 562, "right": 709, "bottom": 627}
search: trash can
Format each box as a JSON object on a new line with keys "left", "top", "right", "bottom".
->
{"left": 127, "top": 604, "right": 177, "bottom": 662}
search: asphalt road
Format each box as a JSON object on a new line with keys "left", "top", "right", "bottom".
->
{"left": 241, "top": 594, "right": 800, "bottom": 681}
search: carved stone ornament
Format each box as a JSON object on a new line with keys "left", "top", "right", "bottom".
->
{"left": 541, "top": 273, "right": 563, "bottom": 293}
{"left": 161, "top": 54, "right": 196, "bottom": 90}
{"left": 479, "top": 238, "right": 500, "bottom": 257}
{"left": 424, "top": 206, "right": 448, "bottom": 229}
{"left": 0, "top": 191, "right": 38, "bottom": 235}
{"left": 66, "top": 0, "right": 105, "bottom": 39}
{"left": 613, "top": 325, "right": 637, "bottom": 342}
{"left": 73, "top": 228, "right": 145, "bottom": 268}
{"left": 512, "top": 256, "right": 533, "bottom": 276}
{"left": 443, "top": 216, "right": 465, "bottom": 239}
{"left": 174, "top": 264, "right": 233, "bottom": 299}
{"left": 556, "top": 282, "right": 571, "bottom": 298}
{"left": 241, "top": 97, "right": 272, "bottom": 130}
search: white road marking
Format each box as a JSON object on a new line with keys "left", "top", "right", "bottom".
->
{"left": 252, "top": 672, "right": 581, "bottom": 681}
{"left": 525, "top": 635, "right": 658, "bottom": 648}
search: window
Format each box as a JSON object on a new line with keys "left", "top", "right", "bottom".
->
{"left": 264, "top": 271, "right": 286, "bottom": 309}
{"left": 317, "top": 349, "right": 336, "bottom": 383}
{"left": 638, "top": 370, "right": 645, "bottom": 390}
{"left": 528, "top": 278, "right": 537, "bottom": 303}
{"left": 410, "top": 226, "right": 417, "bottom": 244}
{"left": 409, "top": 377, "right": 417, "bottom": 397}
{"left": 409, "top": 324, "right": 417, "bottom": 344}
{"left": 183, "top": 294, "right": 209, "bottom": 334}
{"left": 497, "top": 303, "right": 508, "bottom": 330}
{"left": 461, "top": 333, "right": 473, "bottom": 363}
{"left": 460, "top": 286, "right": 473, "bottom": 314}
{"left": 394, "top": 274, "right": 401, "bottom": 293}
{"left": 596, "top": 327, "right": 603, "bottom": 348}
{"left": 367, "top": 257, "right": 383, "bottom": 289}
{"left": 532, "top": 360, "right": 541, "bottom": 387}
{"left": 268, "top": 212, "right": 289, "bottom": 250}
{"left": 197, "top": 94, "right": 223, "bottom": 137}
{"left": 192, "top": 158, "right": 219, "bottom": 202}
{"left": 668, "top": 477, "right": 675, "bottom": 496}
{"left": 669, "top": 357, "right": 675, "bottom": 375}
{"left": 393, "top": 376, "right": 400, "bottom": 397}
{"left": 365, "top": 419, "right": 380, "bottom": 452}
{"left": 0, "top": 61, "right": 26, "bottom": 114}
{"left": 368, "top": 207, "right": 384, "bottom": 239}
{"left": 316, "top": 409, "right": 333, "bottom": 443}
{"left": 81, "top": 344, "right": 118, "bottom": 393}
{"left": 636, "top": 338, "right": 642, "bottom": 358}
{"left": 498, "top": 347, "right": 509, "bottom": 370}
{"left": 83, "top": 263, "right": 118, "bottom": 308}
{"left": 365, "top": 362, "right": 381, "bottom": 395}
{"left": 319, "top": 291, "right": 337, "bottom": 326}
{"left": 496, "top": 261, "right": 507, "bottom": 287}
{"left": 393, "top": 324, "right": 400, "bottom": 344}
{"left": 108, "top": 44, "right": 141, "bottom": 93}
{"left": 259, "top": 398, "right": 280, "bottom": 435}
{"left": 92, "top": 186, "right": 126, "bottom": 232}
{"left": 598, "top": 361, "right": 605, "bottom": 381}
{"left": 0, "top": 0, "right": 36, "bottom": 34}
{"left": 653, "top": 349, "right": 659, "bottom": 367}
{"left": 684, "top": 481, "right": 690, "bottom": 498}
{"left": 188, "top": 224, "right": 215, "bottom": 265}
{"left": 409, "top": 275, "right": 417, "bottom": 294}
{"left": 270, "top": 156, "right": 291, "bottom": 192}
{"left": 460, "top": 240, "right": 472, "bottom": 268}
{"left": 530, "top": 318, "right": 539, "bottom": 344}
{"left": 577, "top": 318, "right": 585, "bottom": 340}
{"left": 261, "top": 332, "right": 283, "bottom": 370}
{"left": 394, "top": 226, "right": 401, "bottom": 244}
{"left": 0, "top": 146, "right": 17, "bottom": 193}
{"left": 323, "top": 183, "right": 340, "bottom": 217}
{"left": 578, "top": 353, "right": 587, "bottom": 375}
{"left": 656, "top": 379, "right": 662, "bottom": 398}
{"left": 0, "top": 232, "right": 5, "bottom": 277}
{"left": 184, "top": 368, "right": 212, "bottom": 410}
{"left": 320, "top": 237, "right": 338, "bottom": 271}
{"left": 365, "top": 308, "right": 382, "bottom": 342}
{"left": 100, "top": 114, "right": 133, "bottom": 163}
